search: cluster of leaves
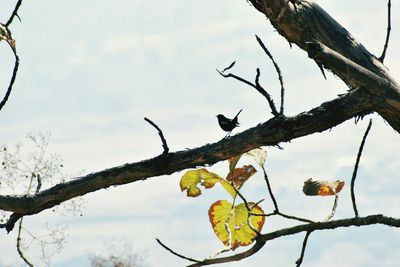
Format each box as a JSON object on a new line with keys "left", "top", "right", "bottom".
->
{"left": 180, "top": 148, "right": 267, "bottom": 250}
{"left": 179, "top": 148, "right": 346, "bottom": 252}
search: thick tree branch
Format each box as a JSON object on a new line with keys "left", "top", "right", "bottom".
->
{"left": 0, "top": 88, "right": 373, "bottom": 231}
{"left": 248, "top": 0, "right": 400, "bottom": 132}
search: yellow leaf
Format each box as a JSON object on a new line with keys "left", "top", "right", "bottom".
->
{"left": 303, "top": 178, "right": 345, "bottom": 196}
{"left": 226, "top": 165, "right": 257, "bottom": 190}
{"left": 208, "top": 200, "right": 265, "bottom": 250}
{"left": 180, "top": 169, "right": 223, "bottom": 197}
{"left": 220, "top": 180, "right": 237, "bottom": 198}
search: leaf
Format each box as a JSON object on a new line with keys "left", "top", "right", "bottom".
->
{"left": 180, "top": 169, "right": 223, "bottom": 197}
{"left": 303, "top": 178, "right": 345, "bottom": 196}
{"left": 226, "top": 165, "right": 257, "bottom": 190}
{"left": 228, "top": 155, "right": 242, "bottom": 174}
{"left": 220, "top": 179, "right": 237, "bottom": 199}
{"left": 0, "top": 24, "right": 16, "bottom": 50}
{"left": 246, "top": 148, "right": 267, "bottom": 167}
{"left": 208, "top": 200, "right": 265, "bottom": 250}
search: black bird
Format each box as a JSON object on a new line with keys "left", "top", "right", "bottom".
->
{"left": 216, "top": 109, "right": 242, "bottom": 136}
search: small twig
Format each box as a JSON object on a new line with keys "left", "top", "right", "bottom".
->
{"left": 5, "top": 0, "right": 23, "bottom": 26}
{"left": 324, "top": 194, "right": 339, "bottom": 222}
{"left": 379, "top": 0, "right": 391, "bottom": 62}
{"left": 250, "top": 211, "right": 314, "bottom": 224}
{"left": 351, "top": 119, "right": 373, "bottom": 217}
{"left": 35, "top": 174, "right": 42, "bottom": 194}
{"left": 155, "top": 238, "right": 201, "bottom": 263}
{"left": 217, "top": 64, "right": 279, "bottom": 116}
{"left": 144, "top": 117, "right": 169, "bottom": 155}
{"left": 261, "top": 166, "right": 279, "bottom": 212}
{"left": 255, "top": 35, "right": 285, "bottom": 114}
{"left": 277, "top": 212, "right": 315, "bottom": 224}
{"left": 255, "top": 69, "right": 279, "bottom": 116}
{"left": 16, "top": 218, "right": 34, "bottom": 267}
{"left": 221, "top": 61, "right": 236, "bottom": 72}
{"left": 0, "top": 45, "right": 20, "bottom": 111}
{"left": 295, "top": 230, "right": 312, "bottom": 267}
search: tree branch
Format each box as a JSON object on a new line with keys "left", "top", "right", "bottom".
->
{"left": 351, "top": 119, "right": 373, "bottom": 217}
{"left": 248, "top": 0, "right": 400, "bottom": 132}
{"left": 0, "top": 45, "right": 20, "bottom": 111}
{"left": 295, "top": 230, "right": 312, "bottom": 267}
{"left": 0, "top": 88, "right": 373, "bottom": 232}
{"left": 186, "top": 214, "right": 399, "bottom": 266}
{"left": 379, "top": 0, "right": 392, "bottom": 62}
{"left": 255, "top": 35, "right": 285, "bottom": 114}
{"left": 144, "top": 117, "right": 169, "bottom": 155}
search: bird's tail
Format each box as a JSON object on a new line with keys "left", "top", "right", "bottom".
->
{"left": 234, "top": 108, "right": 243, "bottom": 119}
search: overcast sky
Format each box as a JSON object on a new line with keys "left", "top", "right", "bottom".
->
{"left": 1, "top": 0, "right": 400, "bottom": 266}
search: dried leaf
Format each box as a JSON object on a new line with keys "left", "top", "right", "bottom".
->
{"left": 245, "top": 148, "right": 267, "bottom": 167}
{"left": 303, "top": 178, "right": 345, "bottom": 196}
{"left": 226, "top": 165, "right": 257, "bottom": 190}
{"left": 208, "top": 200, "right": 264, "bottom": 250}
{"left": 0, "top": 24, "right": 15, "bottom": 50}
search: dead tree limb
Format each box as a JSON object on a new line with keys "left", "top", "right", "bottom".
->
{"left": 248, "top": 0, "right": 400, "bottom": 132}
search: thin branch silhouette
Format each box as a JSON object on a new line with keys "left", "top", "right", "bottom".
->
{"left": 379, "top": 0, "right": 392, "bottom": 62}
{"left": 296, "top": 230, "right": 312, "bottom": 267}
{"left": 0, "top": 46, "right": 19, "bottom": 111}
{"left": 144, "top": 117, "right": 169, "bottom": 155}
{"left": 255, "top": 35, "right": 285, "bottom": 114}
{"left": 351, "top": 119, "right": 373, "bottom": 217}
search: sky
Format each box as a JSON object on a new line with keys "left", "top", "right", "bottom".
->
{"left": 0, "top": 0, "right": 400, "bottom": 266}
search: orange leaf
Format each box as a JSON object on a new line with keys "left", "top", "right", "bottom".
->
{"left": 303, "top": 178, "right": 345, "bottom": 196}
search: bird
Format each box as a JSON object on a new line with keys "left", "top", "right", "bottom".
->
{"left": 216, "top": 109, "right": 242, "bottom": 136}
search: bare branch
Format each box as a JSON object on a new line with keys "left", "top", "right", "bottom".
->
{"left": 0, "top": 89, "right": 373, "bottom": 230}
{"left": 255, "top": 68, "right": 279, "bottom": 116}
{"left": 255, "top": 35, "right": 285, "bottom": 114}
{"left": 187, "top": 215, "right": 400, "bottom": 266}
{"left": 261, "top": 166, "right": 279, "bottom": 212}
{"left": 221, "top": 61, "right": 236, "bottom": 72}
{"left": 351, "top": 119, "right": 373, "bottom": 217}
{"left": 0, "top": 45, "right": 20, "bottom": 111}
{"left": 5, "top": 0, "right": 23, "bottom": 26}
{"left": 295, "top": 230, "right": 312, "bottom": 267}
{"left": 217, "top": 64, "right": 279, "bottom": 116}
{"left": 187, "top": 238, "right": 266, "bottom": 267}
{"left": 155, "top": 238, "right": 201, "bottom": 263}
{"left": 17, "top": 218, "right": 34, "bottom": 267}
{"left": 144, "top": 117, "right": 169, "bottom": 155}
{"left": 379, "top": 0, "right": 392, "bottom": 62}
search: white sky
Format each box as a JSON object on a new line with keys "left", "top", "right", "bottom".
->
{"left": 0, "top": 0, "right": 400, "bottom": 266}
